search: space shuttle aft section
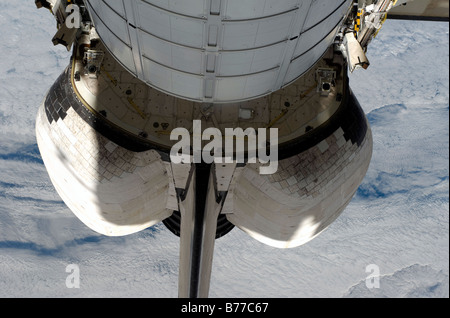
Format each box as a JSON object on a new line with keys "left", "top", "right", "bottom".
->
{"left": 34, "top": 0, "right": 422, "bottom": 297}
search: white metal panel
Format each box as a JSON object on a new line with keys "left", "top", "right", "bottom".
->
{"left": 293, "top": 3, "right": 347, "bottom": 57}
{"left": 105, "top": 0, "right": 126, "bottom": 18}
{"left": 172, "top": 71, "right": 205, "bottom": 100}
{"left": 136, "top": 2, "right": 206, "bottom": 49}
{"left": 284, "top": 25, "right": 339, "bottom": 85}
{"left": 140, "top": 32, "right": 204, "bottom": 75}
{"left": 254, "top": 12, "right": 297, "bottom": 47}
{"left": 215, "top": 68, "right": 278, "bottom": 102}
{"left": 243, "top": 67, "right": 280, "bottom": 98}
{"left": 217, "top": 42, "right": 284, "bottom": 76}
{"left": 88, "top": 0, "right": 130, "bottom": 46}
{"left": 142, "top": 0, "right": 208, "bottom": 18}
{"left": 142, "top": 57, "right": 175, "bottom": 94}
{"left": 142, "top": 57, "right": 204, "bottom": 100}
{"left": 223, "top": 0, "right": 300, "bottom": 20}
{"left": 221, "top": 12, "right": 295, "bottom": 50}
{"left": 214, "top": 77, "right": 247, "bottom": 101}
{"left": 303, "top": 0, "right": 350, "bottom": 31}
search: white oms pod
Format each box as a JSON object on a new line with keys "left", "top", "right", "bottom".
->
{"left": 36, "top": 69, "right": 174, "bottom": 236}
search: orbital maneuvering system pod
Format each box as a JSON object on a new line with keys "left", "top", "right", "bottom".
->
{"left": 34, "top": 0, "right": 443, "bottom": 297}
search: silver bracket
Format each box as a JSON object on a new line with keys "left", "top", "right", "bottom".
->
{"left": 83, "top": 50, "right": 105, "bottom": 78}
{"left": 316, "top": 68, "right": 337, "bottom": 96}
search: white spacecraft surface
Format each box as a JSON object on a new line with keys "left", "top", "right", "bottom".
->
{"left": 32, "top": 0, "right": 448, "bottom": 297}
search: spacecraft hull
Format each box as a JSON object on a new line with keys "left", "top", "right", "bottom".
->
{"left": 84, "top": 0, "right": 353, "bottom": 103}
{"left": 35, "top": 50, "right": 372, "bottom": 246}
